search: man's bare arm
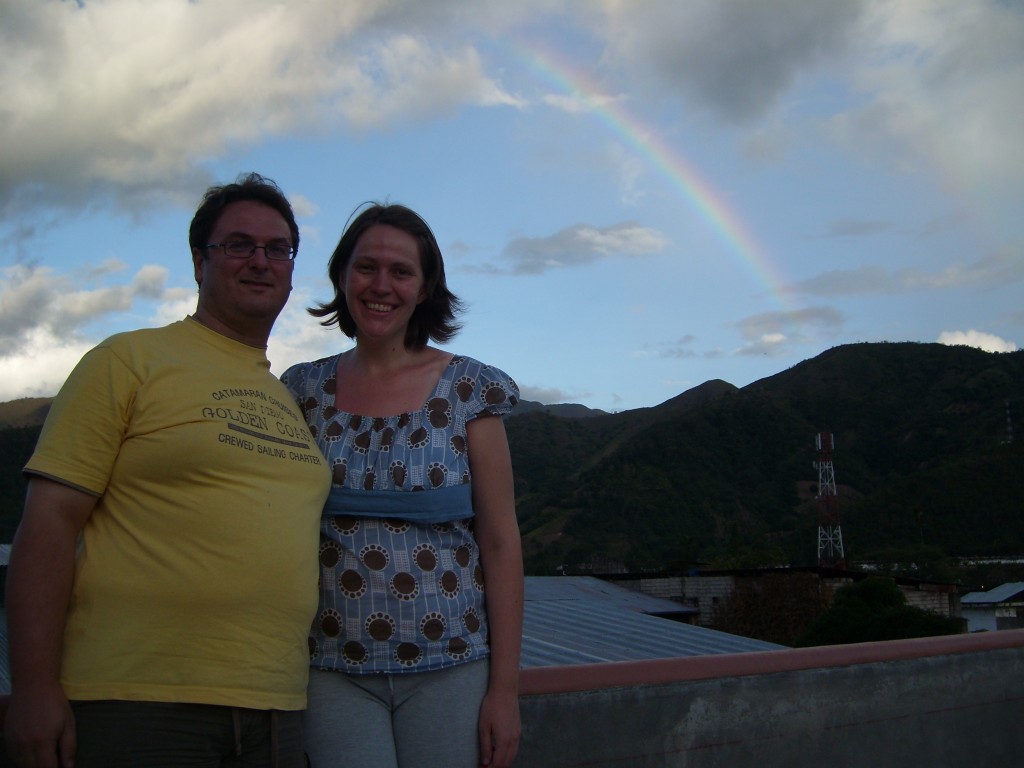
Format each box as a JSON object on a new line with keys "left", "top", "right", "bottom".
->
{"left": 4, "top": 477, "right": 97, "bottom": 768}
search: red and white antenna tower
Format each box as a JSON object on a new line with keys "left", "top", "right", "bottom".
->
{"left": 814, "top": 431, "right": 846, "bottom": 569}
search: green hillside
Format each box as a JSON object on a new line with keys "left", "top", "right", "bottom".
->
{"left": 0, "top": 424, "right": 42, "bottom": 541}
{"left": 505, "top": 342, "right": 1024, "bottom": 575}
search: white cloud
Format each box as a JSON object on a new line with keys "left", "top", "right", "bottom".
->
{"left": 0, "top": 256, "right": 192, "bottom": 399}
{"left": 793, "top": 250, "right": 1024, "bottom": 297}
{"left": 266, "top": 289, "right": 352, "bottom": 379}
{"left": 0, "top": 282, "right": 343, "bottom": 401}
{"left": 4, "top": 0, "right": 1021, "bottom": 223}
{"left": 0, "top": 266, "right": 55, "bottom": 350}
{"left": 608, "top": 143, "right": 647, "bottom": 206}
{"left": 340, "top": 36, "right": 524, "bottom": 131}
{"left": 0, "top": 1, "right": 521, "bottom": 217}
{"left": 657, "top": 335, "right": 699, "bottom": 359}
{"left": 735, "top": 307, "right": 844, "bottom": 356}
{"left": 0, "top": 326, "right": 93, "bottom": 401}
{"left": 542, "top": 91, "right": 619, "bottom": 115}
{"left": 149, "top": 291, "right": 200, "bottom": 328}
{"left": 600, "top": 0, "right": 866, "bottom": 122}
{"left": 516, "top": 384, "right": 589, "bottom": 404}
{"left": 289, "top": 194, "right": 320, "bottom": 220}
{"left": 594, "top": 0, "right": 1024, "bottom": 191}
{"left": 938, "top": 329, "right": 1018, "bottom": 353}
{"left": 0, "top": 263, "right": 175, "bottom": 357}
{"left": 133, "top": 265, "right": 173, "bottom": 298}
{"left": 823, "top": 219, "right": 892, "bottom": 238}
{"left": 828, "top": 0, "right": 1024, "bottom": 190}
{"left": 735, "top": 334, "right": 792, "bottom": 358}
{"left": 491, "top": 221, "right": 668, "bottom": 275}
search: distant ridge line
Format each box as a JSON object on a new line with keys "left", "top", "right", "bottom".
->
{"left": 0, "top": 398, "right": 52, "bottom": 429}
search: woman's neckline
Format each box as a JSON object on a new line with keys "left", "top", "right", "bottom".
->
{"left": 331, "top": 348, "right": 455, "bottom": 419}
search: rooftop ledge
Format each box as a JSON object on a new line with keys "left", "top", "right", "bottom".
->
{"left": 516, "top": 629, "right": 1024, "bottom": 766}
{"left": 519, "top": 627, "right": 1024, "bottom": 695}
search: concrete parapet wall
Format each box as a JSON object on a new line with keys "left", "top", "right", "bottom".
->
{"left": 516, "top": 630, "right": 1024, "bottom": 767}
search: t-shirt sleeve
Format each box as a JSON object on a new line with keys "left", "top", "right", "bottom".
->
{"left": 281, "top": 360, "right": 326, "bottom": 425}
{"left": 279, "top": 362, "right": 306, "bottom": 405}
{"left": 466, "top": 360, "right": 519, "bottom": 421}
{"left": 24, "top": 341, "right": 137, "bottom": 495}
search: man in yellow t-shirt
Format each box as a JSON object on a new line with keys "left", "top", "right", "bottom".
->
{"left": 4, "top": 173, "right": 331, "bottom": 768}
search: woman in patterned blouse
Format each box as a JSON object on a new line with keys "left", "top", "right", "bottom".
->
{"left": 281, "top": 203, "right": 523, "bottom": 768}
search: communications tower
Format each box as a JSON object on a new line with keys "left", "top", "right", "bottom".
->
{"left": 814, "top": 431, "right": 846, "bottom": 569}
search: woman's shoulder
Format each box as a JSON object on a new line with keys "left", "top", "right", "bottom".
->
{"left": 280, "top": 353, "right": 342, "bottom": 389}
{"left": 444, "top": 353, "right": 513, "bottom": 380}
{"left": 442, "top": 354, "right": 520, "bottom": 413}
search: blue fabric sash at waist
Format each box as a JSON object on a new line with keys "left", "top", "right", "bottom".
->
{"left": 323, "top": 484, "right": 475, "bottom": 524}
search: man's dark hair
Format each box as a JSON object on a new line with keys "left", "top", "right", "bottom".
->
{"left": 309, "top": 203, "right": 463, "bottom": 347}
{"left": 188, "top": 172, "right": 299, "bottom": 255}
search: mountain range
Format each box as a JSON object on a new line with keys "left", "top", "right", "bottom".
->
{"left": 2, "top": 342, "right": 1022, "bottom": 580}
{"left": 502, "top": 342, "right": 1023, "bottom": 576}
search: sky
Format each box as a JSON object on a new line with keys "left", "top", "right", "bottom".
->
{"left": 1, "top": 0, "right": 1022, "bottom": 413}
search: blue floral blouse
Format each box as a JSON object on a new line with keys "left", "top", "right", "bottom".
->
{"left": 280, "top": 354, "right": 519, "bottom": 674}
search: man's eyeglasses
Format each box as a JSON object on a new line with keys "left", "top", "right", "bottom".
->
{"left": 206, "top": 241, "right": 297, "bottom": 261}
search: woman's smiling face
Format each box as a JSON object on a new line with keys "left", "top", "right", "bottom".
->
{"left": 341, "top": 224, "right": 427, "bottom": 344}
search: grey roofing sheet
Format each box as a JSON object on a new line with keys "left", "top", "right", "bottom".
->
{"left": 961, "top": 581, "right": 1024, "bottom": 605}
{"left": 524, "top": 575, "right": 697, "bottom": 615}
{"left": 521, "top": 576, "right": 785, "bottom": 668}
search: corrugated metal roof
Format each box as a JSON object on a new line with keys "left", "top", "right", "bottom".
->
{"left": 961, "top": 581, "right": 1024, "bottom": 605}
{"left": 521, "top": 576, "right": 785, "bottom": 668}
{"left": 524, "top": 575, "right": 697, "bottom": 616}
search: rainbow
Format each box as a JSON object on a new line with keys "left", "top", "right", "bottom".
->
{"left": 512, "top": 43, "right": 795, "bottom": 309}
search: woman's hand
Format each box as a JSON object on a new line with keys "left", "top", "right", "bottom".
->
{"left": 478, "top": 686, "right": 521, "bottom": 767}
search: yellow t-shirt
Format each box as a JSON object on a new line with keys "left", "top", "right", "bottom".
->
{"left": 25, "top": 318, "right": 330, "bottom": 710}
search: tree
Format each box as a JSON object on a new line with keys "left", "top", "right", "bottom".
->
{"left": 794, "top": 576, "right": 963, "bottom": 647}
{"left": 715, "top": 571, "right": 831, "bottom": 646}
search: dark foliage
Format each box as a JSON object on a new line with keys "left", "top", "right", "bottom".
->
{"left": 715, "top": 571, "right": 832, "bottom": 646}
{"left": 0, "top": 425, "right": 41, "bottom": 540}
{"left": 794, "top": 576, "right": 964, "bottom": 646}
